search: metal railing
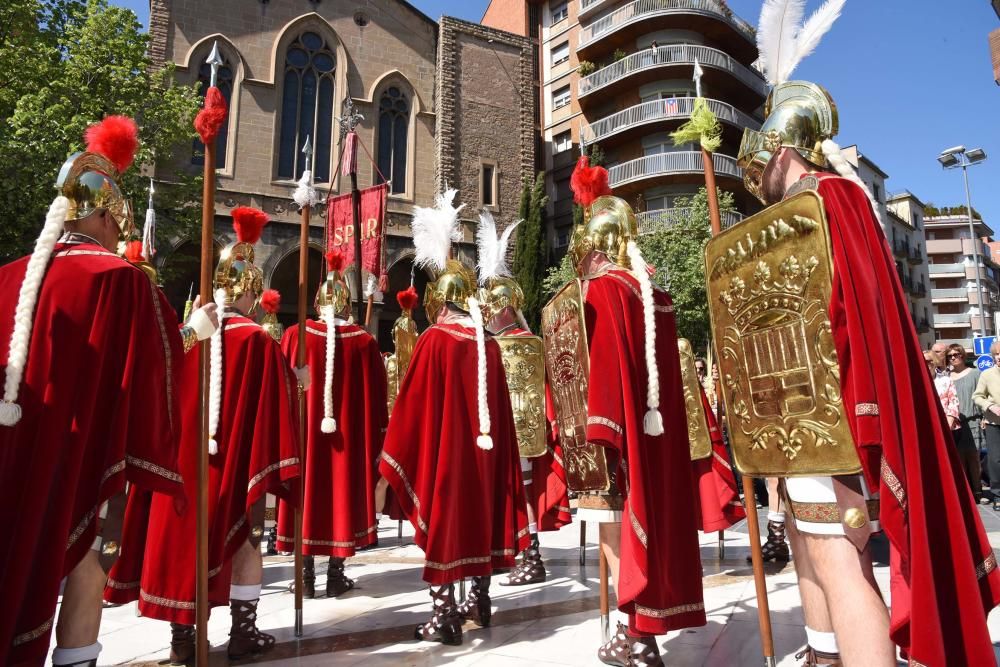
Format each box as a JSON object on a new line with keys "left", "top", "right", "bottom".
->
{"left": 582, "top": 97, "right": 760, "bottom": 144}
{"left": 579, "top": 0, "right": 756, "bottom": 48}
{"left": 931, "top": 288, "right": 967, "bottom": 300}
{"left": 608, "top": 151, "right": 741, "bottom": 187}
{"left": 577, "top": 43, "right": 768, "bottom": 98}
{"left": 934, "top": 313, "right": 972, "bottom": 325}
{"left": 929, "top": 263, "right": 967, "bottom": 274}
{"left": 636, "top": 207, "right": 744, "bottom": 234}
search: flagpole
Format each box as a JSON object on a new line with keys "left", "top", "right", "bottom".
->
{"left": 195, "top": 41, "right": 226, "bottom": 667}
{"left": 337, "top": 98, "right": 366, "bottom": 327}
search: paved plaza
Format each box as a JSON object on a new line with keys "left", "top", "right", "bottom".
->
{"left": 64, "top": 507, "right": 1000, "bottom": 666}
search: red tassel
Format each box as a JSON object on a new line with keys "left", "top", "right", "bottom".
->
{"left": 570, "top": 155, "right": 612, "bottom": 207}
{"left": 231, "top": 207, "right": 268, "bottom": 244}
{"left": 260, "top": 289, "right": 281, "bottom": 314}
{"left": 396, "top": 286, "right": 419, "bottom": 311}
{"left": 124, "top": 240, "right": 145, "bottom": 263}
{"left": 84, "top": 116, "right": 139, "bottom": 174}
{"left": 195, "top": 86, "right": 228, "bottom": 145}
{"left": 326, "top": 249, "right": 346, "bottom": 273}
{"left": 340, "top": 131, "right": 358, "bottom": 176}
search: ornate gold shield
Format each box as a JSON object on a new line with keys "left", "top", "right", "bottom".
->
{"left": 541, "top": 280, "right": 611, "bottom": 492}
{"left": 385, "top": 355, "right": 399, "bottom": 413}
{"left": 386, "top": 314, "right": 419, "bottom": 414}
{"left": 704, "top": 190, "right": 861, "bottom": 478}
{"left": 677, "top": 338, "right": 712, "bottom": 460}
{"left": 497, "top": 335, "right": 547, "bottom": 458}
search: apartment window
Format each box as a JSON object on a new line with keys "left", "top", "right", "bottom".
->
{"left": 551, "top": 41, "right": 570, "bottom": 66}
{"left": 551, "top": 1, "right": 568, "bottom": 25}
{"left": 872, "top": 183, "right": 882, "bottom": 204}
{"left": 481, "top": 162, "right": 498, "bottom": 208}
{"left": 557, "top": 226, "right": 571, "bottom": 247}
{"left": 640, "top": 89, "right": 694, "bottom": 103}
{"left": 552, "top": 84, "right": 571, "bottom": 110}
{"left": 553, "top": 130, "right": 572, "bottom": 153}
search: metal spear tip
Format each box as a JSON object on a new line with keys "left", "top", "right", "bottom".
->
{"left": 206, "top": 41, "right": 224, "bottom": 87}
{"left": 301, "top": 135, "right": 313, "bottom": 157}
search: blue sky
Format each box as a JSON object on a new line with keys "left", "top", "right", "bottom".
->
{"left": 115, "top": 0, "right": 1000, "bottom": 224}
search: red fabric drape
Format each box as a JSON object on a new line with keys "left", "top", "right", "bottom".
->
{"left": 276, "top": 320, "right": 387, "bottom": 557}
{"left": 692, "top": 387, "right": 745, "bottom": 533}
{"left": 820, "top": 173, "right": 1000, "bottom": 666}
{"left": 378, "top": 323, "right": 530, "bottom": 584}
{"left": 105, "top": 316, "right": 300, "bottom": 624}
{"left": 0, "top": 243, "right": 184, "bottom": 664}
{"left": 583, "top": 269, "right": 706, "bottom": 635}
{"left": 326, "top": 183, "right": 387, "bottom": 278}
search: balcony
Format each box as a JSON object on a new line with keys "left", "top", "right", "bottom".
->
{"left": 578, "top": 0, "right": 757, "bottom": 63}
{"left": 911, "top": 282, "right": 927, "bottom": 298}
{"left": 582, "top": 97, "right": 760, "bottom": 146}
{"left": 932, "top": 288, "right": 968, "bottom": 302}
{"left": 934, "top": 313, "right": 972, "bottom": 327}
{"left": 908, "top": 245, "right": 923, "bottom": 265}
{"left": 892, "top": 240, "right": 907, "bottom": 259}
{"left": 607, "top": 151, "right": 741, "bottom": 189}
{"left": 637, "top": 206, "right": 745, "bottom": 235}
{"left": 577, "top": 44, "right": 767, "bottom": 109}
{"left": 929, "top": 263, "right": 967, "bottom": 277}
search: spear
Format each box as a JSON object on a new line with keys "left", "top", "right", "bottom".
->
{"left": 193, "top": 40, "right": 227, "bottom": 667}
{"left": 672, "top": 85, "right": 775, "bottom": 665}
{"left": 337, "top": 98, "right": 366, "bottom": 327}
{"left": 291, "top": 136, "right": 316, "bottom": 637}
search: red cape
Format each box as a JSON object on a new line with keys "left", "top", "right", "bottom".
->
{"left": 378, "top": 323, "right": 530, "bottom": 584}
{"left": 820, "top": 173, "right": 1000, "bottom": 665}
{"left": 692, "top": 387, "right": 745, "bottom": 532}
{"left": 276, "top": 320, "right": 387, "bottom": 557}
{"left": 505, "top": 327, "right": 571, "bottom": 533}
{"left": 584, "top": 269, "right": 706, "bottom": 635}
{"left": 105, "top": 315, "right": 300, "bottom": 624}
{"left": 0, "top": 242, "right": 184, "bottom": 664}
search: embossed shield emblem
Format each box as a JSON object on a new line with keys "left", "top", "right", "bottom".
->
{"left": 541, "top": 280, "right": 611, "bottom": 492}
{"left": 677, "top": 338, "right": 712, "bottom": 460}
{"left": 497, "top": 335, "right": 547, "bottom": 458}
{"left": 704, "top": 190, "right": 861, "bottom": 477}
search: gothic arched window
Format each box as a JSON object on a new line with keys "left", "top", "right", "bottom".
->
{"left": 377, "top": 86, "right": 410, "bottom": 195}
{"left": 278, "top": 31, "right": 335, "bottom": 182}
{"left": 192, "top": 57, "right": 234, "bottom": 168}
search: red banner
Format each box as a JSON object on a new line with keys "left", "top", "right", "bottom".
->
{"left": 326, "top": 182, "right": 387, "bottom": 282}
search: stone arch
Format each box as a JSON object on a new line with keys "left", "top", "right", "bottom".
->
{"left": 156, "top": 238, "right": 223, "bottom": 319}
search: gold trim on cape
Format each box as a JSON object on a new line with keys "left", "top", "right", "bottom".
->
{"left": 634, "top": 602, "right": 705, "bottom": 618}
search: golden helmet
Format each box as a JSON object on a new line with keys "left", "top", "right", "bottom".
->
{"left": 316, "top": 249, "right": 352, "bottom": 316}
{"left": 738, "top": 81, "right": 839, "bottom": 205}
{"left": 479, "top": 276, "right": 525, "bottom": 324}
{"left": 215, "top": 206, "right": 267, "bottom": 304}
{"left": 424, "top": 259, "right": 477, "bottom": 322}
{"left": 568, "top": 195, "right": 638, "bottom": 270}
{"left": 259, "top": 289, "right": 283, "bottom": 341}
{"left": 56, "top": 116, "right": 141, "bottom": 241}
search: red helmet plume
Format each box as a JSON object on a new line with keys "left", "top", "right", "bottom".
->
{"left": 124, "top": 240, "right": 145, "bottom": 263}
{"left": 84, "top": 115, "right": 139, "bottom": 174}
{"left": 570, "top": 155, "right": 612, "bottom": 207}
{"left": 396, "top": 285, "right": 419, "bottom": 311}
{"left": 231, "top": 207, "right": 268, "bottom": 244}
{"left": 260, "top": 289, "right": 281, "bottom": 314}
{"left": 326, "top": 249, "right": 346, "bottom": 273}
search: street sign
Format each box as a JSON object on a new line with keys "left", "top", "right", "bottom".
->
{"left": 974, "top": 336, "right": 997, "bottom": 357}
{"left": 978, "top": 354, "right": 995, "bottom": 371}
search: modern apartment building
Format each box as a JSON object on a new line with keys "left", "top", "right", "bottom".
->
{"left": 922, "top": 212, "right": 1000, "bottom": 349}
{"left": 482, "top": 0, "right": 765, "bottom": 254}
{"left": 884, "top": 190, "right": 934, "bottom": 349}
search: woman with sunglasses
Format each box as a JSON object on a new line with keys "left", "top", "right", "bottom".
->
{"left": 973, "top": 341, "right": 1000, "bottom": 510}
{"left": 948, "top": 344, "right": 983, "bottom": 503}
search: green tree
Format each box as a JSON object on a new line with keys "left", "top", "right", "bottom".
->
{"left": 512, "top": 172, "right": 548, "bottom": 330}
{"left": 0, "top": 0, "right": 202, "bottom": 260}
{"left": 542, "top": 251, "right": 575, "bottom": 297}
{"left": 637, "top": 187, "right": 736, "bottom": 352}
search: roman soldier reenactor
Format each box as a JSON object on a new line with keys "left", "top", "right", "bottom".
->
{"left": 0, "top": 116, "right": 219, "bottom": 666}
{"left": 378, "top": 190, "right": 529, "bottom": 646}
{"left": 276, "top": 250, "right": 388, "bottom": 597}
{"left": 105, "top": 207, "right": 301, "bottom": 663}
{"left": 702, "top": 2, "right": 1000, "bottom": 664}
{"left": 476, "top": 210, "right": 571, "bottom": 586}
{"left": 543, "top": 159, "right": 706, "bottom": 666}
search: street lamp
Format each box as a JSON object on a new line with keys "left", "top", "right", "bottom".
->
{"left": 939, "top": 145, "right": 989, "bottom": 337}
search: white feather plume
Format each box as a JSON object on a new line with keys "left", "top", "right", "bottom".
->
{"left": 757, "top": 0, "right": 805, "bottom": 86}
{"left": 476, "top": 211, "right": 522, "bottom": 285}
{"left": 293, "top": 169, "right": 317, "bottom": 209}
{"left": 412, "top": 188, "right": 465, "bottom": 273}
{"left": 793, "top": 0, "right": 846, "bottom": 70}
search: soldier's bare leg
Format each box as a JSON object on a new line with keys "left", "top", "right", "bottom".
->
{"left": 786, "top": 516, "right": 839, "bottom": 663}
{"left": 598, "top": 521, "right": 621, "bottom": 596}
{"left": 53, "top": 550, "right": 105, "bottom": 661}
{"left": 231, "top": 538, "right": 263, "bottom": 586}
{"left": 228, "top": 537, "right": 274, "bottom": 659}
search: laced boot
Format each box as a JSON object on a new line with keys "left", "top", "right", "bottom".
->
{"left": 302, "top": 555, "right": 316, "bottom": 599}
{"left": 628, "top": 634, "right": 664, "bottom": 666}
{"left": 227, "top": 598, "right": 276, "bottom": 660}
{"left": 265, "top": 526, "right": 278, "bottom": 556}
{"left": 168, "top": 623, "right": 195, "bottom": 665}
{"left": 457, "top": 576, "right": 492, "bottom": 627}
{"left": 326, "top": 556, "right": 355, "bottom": 597}
{"left": 795, "top": 646, "right": 842, "bottom": 666}
{"left": 414, "top": 584, "right": 462, "bottom": 645}
{"left": 597, "top": 622, "right": 631, "bottom": 667}
{"left": 747, "top": 519, "right": 790, "bottom": 563}
{"left": 501, "top": 536, "right": 546, "bottom": 585}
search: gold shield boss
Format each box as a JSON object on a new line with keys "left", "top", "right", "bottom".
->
{"left": 424, "top": 259, "right": 477, "bottom": 322}
{"left": 568, "top": 195, "right": 638, "bottom": 271}
{"left": 540, "top": 279, "right": 610, "bottom": 492}
{"left": 737, "top": 81, "right": 839, "bottom": 206}
{"left": 704, "top": 190, "right": 860, "bottom": 477}
{"left": 677, "top": 338, "right": 712, "bottom": 461}
{"left": 497, "top": 335, "right": 547, "bottom": 458}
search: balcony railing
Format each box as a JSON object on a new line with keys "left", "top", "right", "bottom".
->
{"left": 578, "top": 44, "right": 768, "bottom": 98}
{"left": 934, "top": 313, "right": 972, "bottom": 326}
{"left": 579, "top": 0, "right": 756, "bottom": 49}
{"left": 929, "top": 263, "right": 967, "bottom": 275}
{"left": 636, "top": 207, "right": 745, "bottom": 235}
{"left": 582, "top": 97, "right": 760, "bottom": 144}
{"left": 608, "top": 151, "right": 742, "bottom": 188}
{"left": 932, "top": 288, "right": 969, "bottom": 300}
